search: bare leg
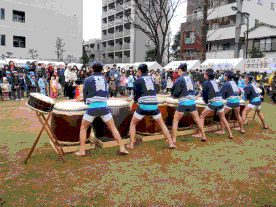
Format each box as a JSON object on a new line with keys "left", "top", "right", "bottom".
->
{"left": 126, "top": 116, "right": 140, "bottom": 149}
{"left": 192, "top": 108, "right": 213, "bottom": 138}
{"left": 217, "top": 111, "right": 233, "bottom": 138}
{"left": 256, "top": 109, "right": 269, "bottom": 129}
{"left": 191, "top": 111, "right": 206, "bottom": 141}
{"left": 75, "top": 120, "right": 91, "bottom": 156}
{"left": 155, "top": 117, "right": 176, "bottom": 148}
{"left": 171, "top": 111, "right": 184, "bottom": 143}
{"left": 242, "top": 106, "right": 253, "bottom": 126}
{"left": 105, "top": 118, "right": 129, "bottom": 154}
{"left": 215, "top": 107, "right": 231, "bottom": 135}
{"left": 234, "top": 107, "right": 245, "bottom": 133}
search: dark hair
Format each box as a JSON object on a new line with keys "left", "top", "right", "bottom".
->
{"left": 93, "top": 64, "right": 103, "bottom": 72}
{"left": 247, "top": 76, "right": 254, "bottom": 82}
{"left": 208, "top": 75, "right": 215, "bottom": 80}
{"left": 113, "top": 64, "right": 117, "bottom": 67}
{"left": 178, "top": 63, "right": 187, "bottom": 72}
{"left": 138, "top": 64, "right": 148, "bottom": 74}
{"left": 38, "top": 63, "right": 42, "bottom": 66}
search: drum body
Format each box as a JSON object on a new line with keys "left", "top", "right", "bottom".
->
{"left": 131, "top": 98, "right": 168, "bottom": 135}
{"left": 196, "top": 98, "right": 232, "bottom": 125}
{"left": 51, "top": 101, "right": 92, "bottom": 143}
{"left": 28, "top": 93, "right": 55, "bottom": 112}
{"left": 92, "top": 100, "right": 132, "bottom": 140}
{"left": 166, "top": 98, "right": 195, "bottom": 128}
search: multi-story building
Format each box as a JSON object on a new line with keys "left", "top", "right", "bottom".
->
{"left": 101, "top": 0, "right": 156, "bottom": 64}
{"left": 180, "top": 0, "right": 276, "bottom": 60}
{"left": 0, "top": 0, "right": 83, "bottom": 61}
{"left": 83, "top": 39, "right": 102, "bottom": 65}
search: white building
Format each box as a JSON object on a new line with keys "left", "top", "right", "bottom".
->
{"left": 83, "top": 38, "right": 102, "bottom": 65}
{"left": 0, "top": 0, "right": 83, "bottom": 61}
{"left": 206, "top": 0, "right": 276, "bottom": 59}
{"left": 101, "top": 0, "right": 168, "bottom": 65}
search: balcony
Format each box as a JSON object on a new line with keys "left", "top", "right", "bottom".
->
{"left": 115, "top": 31, "right": 123, "bottom": 38}
{"left": 107, "top": 46, "right": 115, "bottom": 52}
{"left": 123, "top": 57, "right": 130, "bottom": 63}
{"left": 107, "top": 33, "right": 114, "bottom": 39}
{"left": 115, "top": 58, "right": 123, "bottom": 63}
{"left": 124, "top": 1, "right": 131, "bottom": 7}
{"left": 102, "top": 23, "right": 108, "bottom": 29}
{"left": 123, "top": 43, "right": 130, "bottom": 49}
{"left": 187, "top": 12, "right": 203, "bottom": 22}
{"left": 124, "top": 29, "right": 131, "bottom": 36}
{"left": 102, "top": 10, "right": 108, "bottom": 17}
{"left": 116, "top": 4, "right": 124, "bottom": 11}
{"left": 115, "top": 44, "right": 123, "bottom": 51}
{"left": 108, "top": 8, "right": 116, "bottom": 15}
{"left": 102, "top": 35, "right": 108, "bottom": 41}
{"left": 101, "top": 46, "right": 107, "bottom": 52}
{"left": 115, "top": 18, "right": 123, "bottom": 26}
{"left": 108, "top": 21, "right": 115, "bottom": 27}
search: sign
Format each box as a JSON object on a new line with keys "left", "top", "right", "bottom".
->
{"left": 200, "top": 62, "right": 235, "bottom": 70}
{"left": 245, "top": 58, "right": 276, "bottom": 70}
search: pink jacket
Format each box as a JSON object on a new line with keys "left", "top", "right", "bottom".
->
{"left": 120, "top": 77, "right": 127, "bottom": 87}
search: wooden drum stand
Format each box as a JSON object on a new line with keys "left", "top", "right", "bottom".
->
{"left": 24, "top": 104, "right": 66, "bottom": 164}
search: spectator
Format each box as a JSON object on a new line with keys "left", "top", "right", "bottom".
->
{"left": 127, "top": 71, "right": 135, "bottom": 96}
{"left": 66, "top": 67, "right": 78, "bottom": 99}
{"left": 155, "top": 71, "right": 161, "bottom": 94}
{"left": 109, "top": 77, "right": 117, "bottom": 97}
{"left": 166, "top": 77, "right": 173, "bottom": 93}
{"left": 161, "top": 77, "right": 167, "bottom": 94}
{"left": 1, "top": 78, "right": 11, "bottom": 101}
{"left": 50, "top": 76, "right": 58, "bottom": 99}
{"left": 38, "top": 75, "right": 47, "bottom": 96}
{"left": 172, "top": 68, "right": 179, "bottom": 83}
{"left": 27, "top": 74, "right": 38, "bottom": 93}
{"left": 120, "top": 73, "right": 127, "bottom": 97}
{"left": 57, "top": 65, "right": 65, "bottom": 97}
{"left": 109, "top": 64, "right": 120, "bottom": 96}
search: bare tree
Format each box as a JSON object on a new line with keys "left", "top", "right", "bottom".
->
{"left": 28, "top": 49, "right": 39, "bottom": 59}
{"left": 65, "top": 55, "right": 75, "bottom": 63}
{"left": 5, "top": 52, "right": 13, "bottom": 59}
{"left": 54, "top": 37, "right": 66, "bottom": 61}
{"left": 118, "top": 0, "right": 186, "bottom": 65}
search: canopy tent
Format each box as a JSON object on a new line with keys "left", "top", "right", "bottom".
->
{"left": 104, "top": 63, "right": 135, "bottom": 70}
{"left": 0, "top": 59, "right": 6, "bottom": 67}
{"left": 68, "top": 63, "right": 83, "bottom": 69}
{"left": 244, "top": 58, "right": 276, "bottom": 75}
{"left": 50, "top": 61, "right": 65, "bottom": 66}
{"left": 164, "top": 60, "right": 201, "bottom": 71}
{"left": 200, "top": 58, "right": 244, "bottom": 71}
{"left": 134, "top": 61, "right": 162, "bottom": 71}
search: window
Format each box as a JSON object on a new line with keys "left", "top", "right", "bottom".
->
{"left": 257, "top": 0, "right": 262, "bottom": 5}
{"left": 272, "top": 2, "right": 275, "bottom": 11}
{"left": 147, "top": 39, "right": 151, "bottom": 44}
{"left": 13, "top": 10, "right": 25, "bottom": 23}
{"left": 13, "top": 36, "right": 26, "bottom": 48}
{"left": 255, "top": 19, "right": 259, "bottom": 26}
{"left": 260, "top": 39, "right": 265, "bottom": 51}
{"left": 0, "top": 35, "right": 5, "bottom": 46}
{"left": 1, "top": 8, "right": 4, "bottom": 20}
{"left": 190, "top": 32, "right": 195, "bottom": 44}
{"left": 272, "top": 39, "right": 276, "bottom": 50}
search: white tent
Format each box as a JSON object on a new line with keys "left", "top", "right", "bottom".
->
{"left": 164, "top": 60, "right": 201, "bottom": 71}
{"left": 200, "top": 58, "right": 244, "bottom": 71}
{"left": 0, "top": 59, "right": 6, "bottom": 67}
{"left": 104, "top": 63, "right": 135, "bottom": 70}
{"left": 68, "top": 63, "right": 83, "bottom": 69}
{"left": 134, "top": 61, "right": 162, "bottom": 71}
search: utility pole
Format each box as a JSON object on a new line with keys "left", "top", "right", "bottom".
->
{"left": 234, "top": 0, "right": 242, "bottom": 58}
{"left": 201, "top": 0, "right": 208, "bottom": 61}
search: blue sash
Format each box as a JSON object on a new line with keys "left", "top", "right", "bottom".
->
{"left": 88, "top": 102, "right": 108, "bottom": 109}
{"left": 140, "top": 104, "right": 158, "bottom": 110}
{"left": 179, "top": 99, "right": 196, "bottom": 106}
{"left": 27, "top": 74, "right": 36, "bottom": 87}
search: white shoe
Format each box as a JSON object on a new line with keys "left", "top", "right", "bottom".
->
{"left": 20, "top": 98, "right": 24, "bottom": 100}
{"left": 16, "top": 99, "right": 19, "bottom": 101}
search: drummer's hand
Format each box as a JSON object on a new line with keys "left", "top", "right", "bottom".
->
{"left": 239, "top": 95, "right": 243, "bottom": 100}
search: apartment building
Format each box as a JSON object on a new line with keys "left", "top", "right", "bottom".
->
{"left": 83, "top": 39, "right": 102, "bottom": 65}
{"left": 180, "top": 0, "right": 276, "bottom": 60}
{"left": 101, "top": 0, "right": 156, "bottom": 64}
{"left": 0, "top": 0, "right": 83, "bottom": 61}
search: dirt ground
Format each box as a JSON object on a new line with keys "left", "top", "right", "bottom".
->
{"left": 0, "top": 97, "right": 275, "bottom": 206}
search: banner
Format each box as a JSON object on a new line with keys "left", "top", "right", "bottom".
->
{"left": 244, "top": 58, "right": 276, "bottom": 70}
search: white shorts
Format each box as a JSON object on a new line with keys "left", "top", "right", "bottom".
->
{"left": 83, "top": 113, "right": 112, "bottom": 123}
{"left": 133, "top": 112, "right": 162, "bottom": 120}
{"left": 247, "top": 104, "right": 261, "bottom": 110}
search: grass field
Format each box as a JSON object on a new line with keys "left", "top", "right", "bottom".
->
{"left": 0, "top": 96, "right": 275, "bottom": 206}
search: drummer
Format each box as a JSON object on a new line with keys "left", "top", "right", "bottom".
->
{"left": 241, "top": 75, "right": 269, "bottom": 130}
{"left": 171, "top": 63, "right": 206, "bottom": 142}
{"left": 193, "top": 68, "right": 234, "bottom": 139}
{"left": 216, "top": 71, "right": 245, "bottom": 134}
{"left": 75, "top": 62, "right": 129, "bottom": 156}
{"left": 126, "top": 63, "right": 176, "bottom": 149}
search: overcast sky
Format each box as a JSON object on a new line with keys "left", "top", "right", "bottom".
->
{"left": 83, "top": 0, "right": 187, "bottom": 41}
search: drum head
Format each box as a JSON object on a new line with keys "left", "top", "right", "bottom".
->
{"left": 166, "top": 97, "right": 179, "bottom": 104}
{"left": 157, "top": 97, "right": 166, "bottom": 104}
{"left": 54, "top": 101, "right": 88, "bottom": 111}
{"left": 107, "top": 100, "right": 129, "bottom": 107}
{"left": 30, "top": 93, "right": 55, "bottom": 104}
{"left": 195, "top": 97, "right": 205, "bottom": 105}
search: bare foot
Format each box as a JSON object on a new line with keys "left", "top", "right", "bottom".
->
{"left": 201, "top": 137, "right": 206, "bottom": 142}
{"left": 126, "top": 144, "right": 134, "bottom": 149}
{"left": 229, "top": 134, "right": 234, "bottom": 139}
{"left": 172, "top": 138, "right": 176, "bottom": 143}
{"left": 120, "top": 147, "right": 129, "bottom": 154}
{"left": 192, "top": 134, "right": 202, "bottom": 138}
{"left": 215, "top": 131, "right": 225, "bottom": 135}
{"left": 169, "top": 143, "right": 177, "bottom": 149}
{"left": 75, "top": 150, "right": 85, "bottom": 156}
{"left": 263, "top": 125, "right": 269, "bottom": 129}
{"left": 233, "top": 127, "right": 240, "bottom": 131}
{"left": 240, "top": 129, "right": 246, "bottom": 134}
